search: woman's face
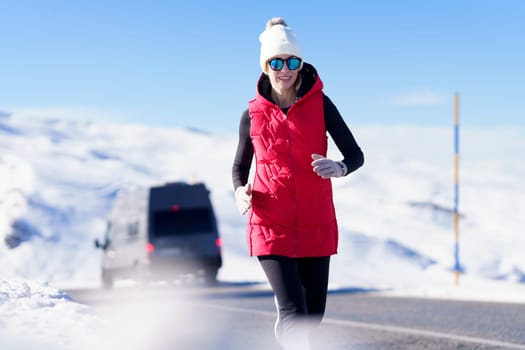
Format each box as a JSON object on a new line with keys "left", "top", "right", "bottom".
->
{"left": 267, "top": 55, "right": 300, "bottom": 93}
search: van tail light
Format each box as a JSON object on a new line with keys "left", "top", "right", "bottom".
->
{"left": 146, "top": 243, "right": 155, "bottom": 254}
{"left": 215, "top": 238, "right": 222, "bottom": 248}
{"left": 146, "top": 243, "right": 155, "bottom": 261}
{"left": 171, "top": 205, "right": 180, "bottom": 212}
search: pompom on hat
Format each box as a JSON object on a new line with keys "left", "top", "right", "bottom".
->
{"left": 259, "top": 17, "right": 302, "bottom": 74}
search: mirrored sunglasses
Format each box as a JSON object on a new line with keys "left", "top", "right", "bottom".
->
{"left": 268, "top": 57, "right": 302, "bottom": 71}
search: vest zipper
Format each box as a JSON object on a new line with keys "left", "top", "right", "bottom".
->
{"left": 282, "top": 108, "right": 299, "bottom": 256}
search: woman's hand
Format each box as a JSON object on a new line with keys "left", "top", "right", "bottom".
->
{"left": 311, "top": 154, "right": 347, "bottom": 179}
{"left": 235, "top": 184, "right": 252, "bottom": 215}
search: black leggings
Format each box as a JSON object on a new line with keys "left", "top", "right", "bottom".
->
{"left": 258, "top": 255, "right": 330, "bottom": 329}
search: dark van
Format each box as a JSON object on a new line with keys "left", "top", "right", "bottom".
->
{"left": 94, "top": 182, "right": 222, "bottom": 288}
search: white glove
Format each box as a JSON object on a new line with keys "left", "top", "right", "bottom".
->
{"left": 235, "top": 184, "right": 252, "bottom": 215}
{"left": 311, "top": 154, "right": 347, "bottom": 179}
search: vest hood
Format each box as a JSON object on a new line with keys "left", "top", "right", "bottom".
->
{"left": 255, "top": 62, "right": 323, "bottom": 106}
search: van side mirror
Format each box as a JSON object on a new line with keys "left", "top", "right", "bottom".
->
{"left": 94, "top": 238, "right": 108, "bottom": 250}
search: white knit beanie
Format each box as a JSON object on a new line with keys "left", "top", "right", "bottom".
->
{"left": 259, "top": 17, "right": 302, "bottom": 74}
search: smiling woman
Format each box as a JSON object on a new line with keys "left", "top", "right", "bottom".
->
{"left": 231, "top": 17, "right": 364, "bottom": 350}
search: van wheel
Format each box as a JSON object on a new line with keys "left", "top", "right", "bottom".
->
{"left": 204, "top": 268, "right": 218, "bottom": 286}
{"left": 101, "top": 268, "right": 114, "bottom": 289}
{"left": 135, "top": 266, "right": 151, "bottom": 287}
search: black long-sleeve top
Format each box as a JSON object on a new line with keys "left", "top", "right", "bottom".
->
{"left": 232, "top": 65, "right": 364, "bottom": 190}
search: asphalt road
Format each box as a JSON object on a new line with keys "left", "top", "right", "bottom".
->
{"left": 67, "top": 281, "right": 525, "bottom": 350}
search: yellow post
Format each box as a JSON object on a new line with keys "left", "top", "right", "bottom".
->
{"left": 453, "top": 94, "right": 461, "bottom": 286}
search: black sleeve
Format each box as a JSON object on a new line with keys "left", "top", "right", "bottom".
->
{"left": 232, "top": 109, "right": 253, "bottom": 190}
{"left": 324, "top": 94, "right": 364, "bottom": 175}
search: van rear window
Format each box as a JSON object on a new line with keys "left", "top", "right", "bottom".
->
{"left": 152, "top": 208, "right": 214, "bottom": 237}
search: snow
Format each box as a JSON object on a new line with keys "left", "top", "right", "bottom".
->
{"left": 1, "top": 111, "right": 525, "bottom": 349}
{"left": 0, "top": 279, "right": 104, "bottom": 350}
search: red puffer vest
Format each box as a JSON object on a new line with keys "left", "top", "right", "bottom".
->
{"left": 247, "top": 70, "right": 338, "bottom": 257}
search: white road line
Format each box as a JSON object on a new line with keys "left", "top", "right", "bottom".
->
{"left": 194, "top": 302, "right": 525, "bottom": 349}
{"left": 323, "top": 318, "right": 525, "bottom": 350}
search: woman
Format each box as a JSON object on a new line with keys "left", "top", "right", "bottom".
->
{"left": 232, "top": 17, "right": 364, "bottom": 349}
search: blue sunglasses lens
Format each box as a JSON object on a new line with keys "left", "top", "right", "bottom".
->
{"left": 287, "top": 57, "right": 301, "bottom": 70}
{"left": 269, "top": 58, "right": 284, "bottom": 71}
{"left": 268, "top": 57, "right": 301, "bottom": 71}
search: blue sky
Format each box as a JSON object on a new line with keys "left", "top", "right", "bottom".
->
{"left": 1, "top": 0, "right": 523, "bottom": 134}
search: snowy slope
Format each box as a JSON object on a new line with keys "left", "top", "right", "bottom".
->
{"left": 2, "top": 111, "right": 525, "bottom": 349}
{"left": 1, "top": 111, "right": 524, "bottom": 289}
